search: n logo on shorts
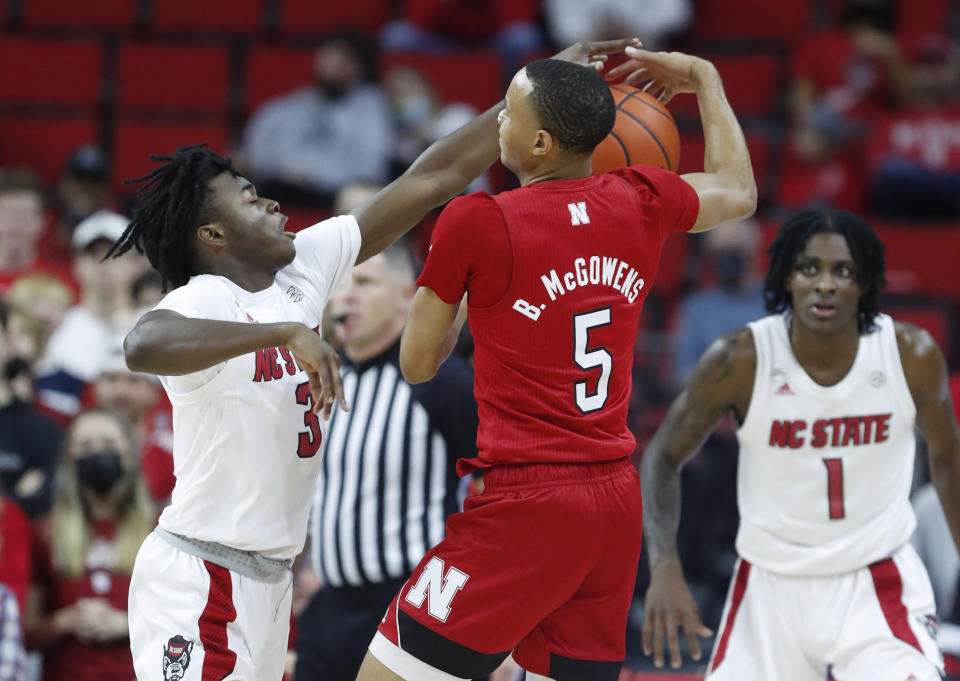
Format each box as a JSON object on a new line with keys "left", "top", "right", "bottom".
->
{"left": 404, "top": 557, "right": 468, "bottom": 622}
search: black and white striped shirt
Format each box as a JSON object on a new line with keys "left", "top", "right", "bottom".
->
{"left": 309, "top": 342, "right": 477, "bottom": 587}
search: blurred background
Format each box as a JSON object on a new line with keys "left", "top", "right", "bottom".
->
{"left": 0, "top": 0, "right": 957, "bottom": 679}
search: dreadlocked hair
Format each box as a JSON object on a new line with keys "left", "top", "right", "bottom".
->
{"left": 105, "top": 144, "right": 238, "bottom": 291}
{"left": 764, "top": 209, "right": 886, "bottom": 334}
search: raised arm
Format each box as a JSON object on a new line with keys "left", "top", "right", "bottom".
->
{"left": 351, "top": 39, "right": 643, "bottom": 263}
{"left": 125, "top": 310, "right": 347, "bottom": 417}
{"left": 607, "top": 49, "right": 757, "bottom": 231}
{"left": 640, "top": 327, "right": 755, "bottom": 669}
{"left": 897, "top": 322, "right": 960, "bottom": 554}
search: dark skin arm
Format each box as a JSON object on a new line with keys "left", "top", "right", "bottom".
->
{"left": 350, "top": 39, "right": 644, "bottom": 264}
{"left": 896, "top": 322, "right": 960, "bottom": 554}
{"left": 125, "top": 310, "right": 346, "bottom": 418}
{"left": 640, "top": 327, "right": 755, "bottom": 669}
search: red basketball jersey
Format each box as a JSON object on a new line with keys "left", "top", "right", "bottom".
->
{"left": 418, "top": 167, "right": 698, "bottom": 473}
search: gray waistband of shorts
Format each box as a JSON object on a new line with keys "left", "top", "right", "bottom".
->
{"left": 154, "top": 527, "right": 293, "bottom": 584}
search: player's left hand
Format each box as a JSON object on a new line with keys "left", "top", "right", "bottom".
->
{"left": 551, "top": 38, "right": 643, "bottom": 73}
{"left": 286, "top": 323, "right": 349, "bottom": 420}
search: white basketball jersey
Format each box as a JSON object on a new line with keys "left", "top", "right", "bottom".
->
{"left": 735, "top": 313, "right": 917, "bottom": 576}
{"left": 152, "top": 215, "right": 361, "bottom": 560}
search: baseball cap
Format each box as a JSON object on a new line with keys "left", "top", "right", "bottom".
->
{"left": 64, "top": 144, "right": 109, "bottom": 183}
{"left": 72, "top": 210, "right": 129, "bottom": 250}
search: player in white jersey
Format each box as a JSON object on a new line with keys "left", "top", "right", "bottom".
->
{"left": 640, "top": 209, "right": 960, "bottom": 681}
{"left": 101, "top": 40, "right": 638, "bottom": 681}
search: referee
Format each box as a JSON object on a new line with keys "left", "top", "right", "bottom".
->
{"left": 294, "top": 239, "right": 477, "bottom": 681}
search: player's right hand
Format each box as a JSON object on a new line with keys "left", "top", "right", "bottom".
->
{"left": 285, "top": 324, "right": 349, "bottom": 420}
{"left": 605, "top": 48, "right": 716, "bottom": 105}
{"left": 642, "top": 558, "right": 713, "bottom": 669}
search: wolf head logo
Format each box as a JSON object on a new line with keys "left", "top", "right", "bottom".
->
{"left": 162, "top": 635, "right": 194, "bottom": 681}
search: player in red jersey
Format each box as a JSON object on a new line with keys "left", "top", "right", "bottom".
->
{"left": 355, "top": 49, "right": 757, "bottom": 681}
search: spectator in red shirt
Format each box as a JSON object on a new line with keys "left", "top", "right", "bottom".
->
{"left": 0, "top": 497, "right": 32, "bottom": 614}
{"left": 24, "top": 408, "right": 155, "bottom": 681}
{"left": 789, "top": 0, "right": 909, "bottom": 124}
{"left": 865, "top": 32, "right": 960, "bottom": 219}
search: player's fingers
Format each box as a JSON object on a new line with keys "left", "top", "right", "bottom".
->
{"left": 652, "top": 611, "right": 666, "bottom": 668}
{"left": 582, "top": 37, "right": 642, "bottom": 56}
{"left": 624, "top": 71, "right": 653, "bottom": 88}
{"left": 685, "top": 624, "right": 703, "bottom": 662}
{"left": 603, "top": 60, "right": 636, "bottom": 81}
{"left": 666, "top": 614, "right": 682, "bottom": 669}
{"left": 642, "top": 79, "right": 658, "bottom": 93}
{"left": 641, "top": 609, "right": 654, "bottom": 655}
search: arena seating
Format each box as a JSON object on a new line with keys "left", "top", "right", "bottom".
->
{"left": 0, "top": 116, "right": 97, "bottom": 183}
{"left": 0, "top": 38, "right": 103, "bottom": 108}
{"left": 117, "top": 43, "right": 231, "bottom": 115}
{"left": 692, "top": 0, "right": 812, "bottom": 43}
{"left": 381, "top": 51, "right": 503, "bottom": 113}
{"left": 244, "top": 45, "right": 314, "bottom": 113}
{"left": 152, "top": 0, "right": 266, "bottom": 34}
{"left": 112, "top": 120, "right": 228, "bottom": 186}
{"left": 23, "top": 0, "right": 136, "bottom": 30}
{"left": 277, "top": 0, "right": 393, "bottom": 35}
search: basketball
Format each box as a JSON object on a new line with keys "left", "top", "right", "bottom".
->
{"left": 592, "top": 84, "right": 681, "bottom": 174}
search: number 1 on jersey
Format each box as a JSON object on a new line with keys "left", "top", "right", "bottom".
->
{"left": 822, "top": 458, "right": 845, "bottom": 520}
{"left": 573, "top": 307, "right": 612, "bottom": 413}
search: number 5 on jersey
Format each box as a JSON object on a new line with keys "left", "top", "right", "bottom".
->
{"left": 573, "top": 307, "right": 612, "bottom": 413}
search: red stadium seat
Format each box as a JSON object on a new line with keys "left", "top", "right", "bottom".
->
{"left": 872, "top": 223, "right": 960, "bottom": 303}
{"left": 152, "top": 0, "right": 265, "bottom": 33}
{"left": 245, "top": 46, "right": 314, "bottom": 113}
{"left": 884, "top": 303, "right": 954, "bottom": 353}
{"left": 117, "top": 44, "right": 230, "bottom": 114}
{"left": 381, "top": 51, "right": 502, "bottom": 113}
{"left": 278, "top": 0, "right": 392, "bottom": 35}
{"left": 693, "top": 0, "right": 812, "bottom": 42}
{"left": 24, "top": 0, "right": 135, "bottom": 29}
{"left": 112, "top": 120, "right": 228, "bottom": 187}
{"left": 0, "top": 117, "right": 97, "bottom": 184}
{"left": 668, "top": 54, "right": 783, "bottom": 118}
{"left": 677, "top": 132, "right": 771, "bottom": 196}
{"left": 0, "top": 39, "right": 103, "bottom": 108}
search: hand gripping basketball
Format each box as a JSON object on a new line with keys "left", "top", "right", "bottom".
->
{"left": 605, "top": 48, "right": 715, "bottom": 106}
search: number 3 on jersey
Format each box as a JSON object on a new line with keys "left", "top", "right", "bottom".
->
{"left": 295, "top": 381, "right": 322, "bottom": 458}
{"left": 573, "top": 307, "right": 612, "bottom": 413}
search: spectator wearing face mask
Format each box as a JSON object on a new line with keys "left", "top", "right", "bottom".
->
{"left": 670, "top": 218, "right": 766, "bottom": 388}
{"left": 24, "top": 408, "right": 154, "bottom": 681}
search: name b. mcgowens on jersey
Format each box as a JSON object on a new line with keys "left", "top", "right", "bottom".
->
{"left": 513, "top": 255, "right": 646, "bottom": 321}
{"left": 768, "top": 414, "right": 893, "bottom": 449}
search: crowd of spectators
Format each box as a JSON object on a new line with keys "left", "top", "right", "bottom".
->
{"left": 0, "top": 0, "right": 958, "bottom": 679}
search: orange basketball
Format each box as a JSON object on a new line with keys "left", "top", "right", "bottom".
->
{"left": 592, "top": 84, "right": 681, "bottom": 174}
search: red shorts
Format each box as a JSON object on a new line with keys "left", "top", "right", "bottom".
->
{"left": 371, "top": 458, "right": 643, "bottom": 681}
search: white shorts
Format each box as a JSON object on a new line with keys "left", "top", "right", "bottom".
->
{"left": 128, "top": 532, "right": 293, "bottom": 681}
{"left": 707, "top": 543, "right": 944, "bottom": 681}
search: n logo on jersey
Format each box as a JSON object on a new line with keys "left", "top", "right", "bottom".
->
{"left": 568, "top": 201, "right": 589, "bottom": 226}
{"left": 404, "top": 557, "right": 468, "bottom": 622}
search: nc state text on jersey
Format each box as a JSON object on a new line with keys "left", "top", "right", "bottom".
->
{"left": 768, "top": 414, "right": 892, "bottom": 449}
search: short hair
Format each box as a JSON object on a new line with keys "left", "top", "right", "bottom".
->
{"left": 105, "top": 144, "right": 238, "bottom": 291}
{"left": 524, "top": 59, "right": 615, "bottom": 155}
{"left": 379, "top": 238, "right": 417, "bottom": 284}
{"left": 764, "top": 210, "right": 886, "bottom": 334}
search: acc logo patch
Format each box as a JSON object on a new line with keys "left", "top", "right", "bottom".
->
{"left": 162, "top": 635, "right": 194, "bottom": 680}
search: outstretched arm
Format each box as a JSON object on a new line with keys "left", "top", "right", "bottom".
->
{"left": 640, "top": 327, "right": 755, "bottom": 669}
{"left": 125, "top": 310, "right": 347, "bottom": 417}
{"left": 897, "top": 323, "right": 960, "bottom": 554}
{"left": 351, "top": 39, "right": 643, "bottom": 263}
{"left": 607, "top": 49, "right": 757, "bottom": 231}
